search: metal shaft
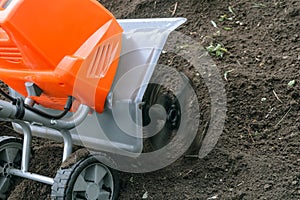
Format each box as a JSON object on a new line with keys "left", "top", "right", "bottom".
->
{"left": 16, "top": 121, "right": 32, "bottom": 172}
{"left": 8, "top": 169, "right": 54, "bottom": 185}
{"left": 61, "top": 130, "right": 73, "bottom": 162}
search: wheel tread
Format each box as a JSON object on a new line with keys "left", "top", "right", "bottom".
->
{"left": 51, "top": 153, "right": 119, "bottom": 200}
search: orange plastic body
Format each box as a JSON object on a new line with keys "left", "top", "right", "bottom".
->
{"left": 0, "top": 0, "right": 123, "bottom": 113}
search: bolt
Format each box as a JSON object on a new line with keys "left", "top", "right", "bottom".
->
{"left": 50, "top": 120, "right": 57, "bottom": 125}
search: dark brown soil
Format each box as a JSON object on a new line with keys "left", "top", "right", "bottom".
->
{"left": 1, "top": 0, "right": 300, "bottom": 199}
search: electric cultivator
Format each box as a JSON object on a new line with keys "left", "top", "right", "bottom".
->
{"left": 0, "top": 0, "right": 201, "bottom": 199}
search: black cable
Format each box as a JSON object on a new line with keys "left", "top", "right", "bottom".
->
{"left": 0, "top": 87, "right": 74, "bottom": 119}
{"left": 15, "top": 98, "right": 25, "bottom": 119}
{"left": 24, "top": 96, "right": 74, "bottom": 119}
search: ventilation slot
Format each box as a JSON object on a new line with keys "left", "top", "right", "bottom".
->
{"left": 0, "top": 47, "right": 22, "bottom": 63}
{"left": 88, "top": 42, "right": 119, "bottom": 78}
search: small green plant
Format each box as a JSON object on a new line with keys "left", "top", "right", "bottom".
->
{"left": 223, "top": 27, "right": 233, "bottom": 31}
{"left": 288, "top": 80, "right": 296, "bottom": 87}
{"left": 206, "top": 43, "right": 228, "bottom": 57}
{"left": 219, "top": 14, "right": 233, "bottom": 22}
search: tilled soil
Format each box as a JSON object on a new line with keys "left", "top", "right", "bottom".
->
{"left": 1, "top": 0, "right": 300, "bottom": 199}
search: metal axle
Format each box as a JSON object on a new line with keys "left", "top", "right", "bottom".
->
{"left": 8, "top": 169, "right": 54, "bottom": 185}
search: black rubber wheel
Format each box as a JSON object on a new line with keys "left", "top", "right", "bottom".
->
{"left": 51, "top": 154, "right": 119, "bottom": 200}
{"left": 142, "top": 83, "right": 181, "bottom": 150}
{"left": 0, "top": 136, "right": 23, "bottom": 199}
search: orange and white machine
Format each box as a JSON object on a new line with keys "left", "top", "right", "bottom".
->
{"left": 0, "top": 0, "right": 123, "bottom": 113}
{"left": 0, "top": 0, "right": 187, "bottom": 199}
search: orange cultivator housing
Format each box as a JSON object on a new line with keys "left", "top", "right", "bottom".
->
{"left": 0, "top": 0, "right": 122, "bottom": 113}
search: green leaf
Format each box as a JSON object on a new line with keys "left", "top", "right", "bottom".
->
{"left": 206, "top": 43, "right": 228, "bottom": 57}
{"left": 228, "top": 6, "right": 235, "bottom": 15}
{"left": 223, "top": 27, "right": 233, "bottom": 31}
{"left": 219, "top": 47, "right": 228, "bottom": 53}
{"left": 288, "top": 80, "right": 296, "bottom": 87}
{"left": 216, "top": 50, "right": 223, "bottom": 57}
{"left": 206, "top": 44, "right": 214, "bottom": 52}
{"left": 219, "top": 14, "right": 227, "bottom": 22}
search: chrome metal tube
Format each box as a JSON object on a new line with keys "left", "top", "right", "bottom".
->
{"left": 61, "top": 130, "right": 73, "bottom": 162}
{"left": 16, "top": 121, "right": 32, "bottom": 172}
{"left": 49, "top": 105, "right": 91, "bottom": 130}
{"left": 0, "top": 99, "right": 91, "bottom": 130}
{"left": 0, "top": 100, "right": 17, "bottom": 119}
{"left": 22, "top": 104, "right": 90, "bottom": 130}
{"left": 9, "top": 169, "right": 54, "bottom": 185}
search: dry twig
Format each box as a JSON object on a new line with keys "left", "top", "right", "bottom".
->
{"left": 172, "top": 2, "right": 178, "bottom": 16}
{"left": 273, "top": 90, "right": 283, "bottom": 103}
{"left": 275, "top": 107, "right": 292, "bottom": 127}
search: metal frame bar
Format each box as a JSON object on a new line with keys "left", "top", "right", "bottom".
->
{"left": 17, "top": 121, "right": 31, "bottom": 172}
{"left": 8, "top": 169, "right": 54, "bottom": 185}
{"left": 0, "top": 100, "right": 90, "bottom": 185}
{"left": 7, "top": 120, "right": 55, "bottom": 185}
{"left": 61, "top": 130, "right": 73, "bottom": 162}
